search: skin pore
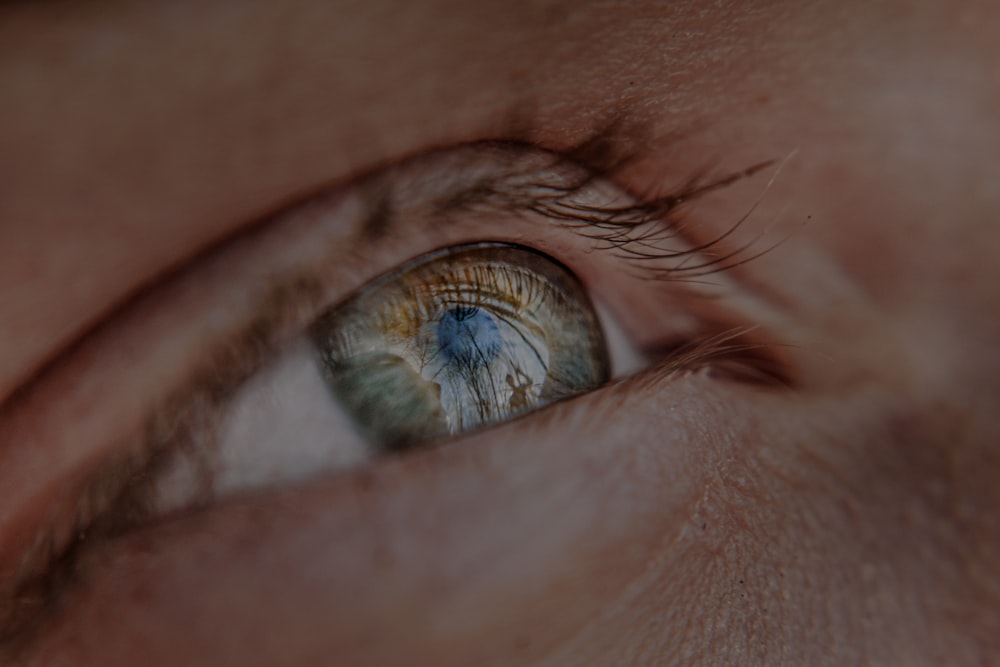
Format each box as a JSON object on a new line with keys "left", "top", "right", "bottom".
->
{"left": 2, "top": 0, "right": 999, "bottom": 664}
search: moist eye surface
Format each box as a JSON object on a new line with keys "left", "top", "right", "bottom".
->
{"left": 310, "top": 243, "right": 609, "bottom": 450}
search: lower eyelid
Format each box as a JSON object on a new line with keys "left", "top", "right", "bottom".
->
{"left": 25, "top": 371, "right": 737, "bottom": 664}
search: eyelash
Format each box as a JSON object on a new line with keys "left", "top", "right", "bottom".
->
{"left": 419, "top": 139, "right": 782, "bottom": 282}
{"left": 0, "top": 137, "right": 785, "bottom": 650}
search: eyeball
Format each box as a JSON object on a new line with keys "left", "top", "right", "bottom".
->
{"left": 310, "top": 243, "right": 609, "bottom": 450}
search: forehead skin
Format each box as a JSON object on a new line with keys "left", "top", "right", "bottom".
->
{"left": 1, "top": 0, "right": 999, "bottom": 664}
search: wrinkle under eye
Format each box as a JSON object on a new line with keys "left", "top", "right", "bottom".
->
{"left": 310, "top": 242, "right": 609, "bottom": 450}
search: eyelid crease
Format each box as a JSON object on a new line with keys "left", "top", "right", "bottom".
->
{"left": 393, "top": 139, "right": 782, "bottom": 284}
{"left": 0, "top": 138, "right": 781, "bottom": 650}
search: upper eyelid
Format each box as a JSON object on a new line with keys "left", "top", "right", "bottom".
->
{"left": 361, "top": 140, "right": 778, "bottom": 281}
{"left": 0, "top": 140, "right": 765, "bottom": 642}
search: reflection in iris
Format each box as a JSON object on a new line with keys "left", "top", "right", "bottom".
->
{"left": 310, "top": 243, "right": 608, "bottom": 450}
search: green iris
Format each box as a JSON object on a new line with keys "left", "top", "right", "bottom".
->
{"left": 310, "top": 243, "right": 608, "bottom": 451}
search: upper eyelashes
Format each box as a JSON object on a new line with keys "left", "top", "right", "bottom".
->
{"left": 416, "top": 140, "right": 781, "bottom": 282}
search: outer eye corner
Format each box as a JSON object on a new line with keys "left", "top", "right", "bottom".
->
{"left": 593, "top": 300, "right": 649, "bottom": 381}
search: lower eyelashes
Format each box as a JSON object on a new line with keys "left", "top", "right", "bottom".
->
{"left": 310, "top": 243, "right": 609, "bottom": 450}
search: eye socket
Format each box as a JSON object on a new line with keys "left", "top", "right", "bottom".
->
{"left": 0, "top": 141, "right": 791, "bottom": 649}
{"left": 311, "top": 242, "right": 609, "bottom": 451}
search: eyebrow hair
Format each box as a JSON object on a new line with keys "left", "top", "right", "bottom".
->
{"left": 0, "top": 133, "right": 780, "bottom": 653}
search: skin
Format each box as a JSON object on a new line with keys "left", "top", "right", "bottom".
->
{"left": 1, "top": 0, "right": 999, "bottom": 664}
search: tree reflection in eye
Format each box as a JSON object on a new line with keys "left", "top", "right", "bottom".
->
{"left": 310, "top": 242, "right": 610, "bottom": 451}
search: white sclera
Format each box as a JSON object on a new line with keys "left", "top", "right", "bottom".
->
{"left": 150, "top": 337, "right": 372, "bottom": 512}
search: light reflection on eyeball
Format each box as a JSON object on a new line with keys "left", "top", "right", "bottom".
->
{"left": 310, "top": 243, "right": 609, "bottom": 451}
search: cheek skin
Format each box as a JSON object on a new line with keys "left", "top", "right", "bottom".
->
{"left": 694, "top": 398, "right": 994, "bottom": 665}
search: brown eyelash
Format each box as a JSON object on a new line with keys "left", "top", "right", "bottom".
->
{"left": 0, "top": 132, "right": 786, "bottom": 653}
{"left": 416, "top": 132, "right": 787, "bottom": 284}
{"left": 638, "top": 324, "right": 796, "bottom": 390}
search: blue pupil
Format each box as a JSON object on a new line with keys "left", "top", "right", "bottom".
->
{"left": 436, "top": 306, "right": 502, "bottom": 367}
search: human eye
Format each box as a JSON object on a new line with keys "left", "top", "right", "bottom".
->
{"left": 310, "top": 242, "right": 609, "bottom": 450}
{"left": 0, "top": 139, "right": 786, "bottom": 657}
